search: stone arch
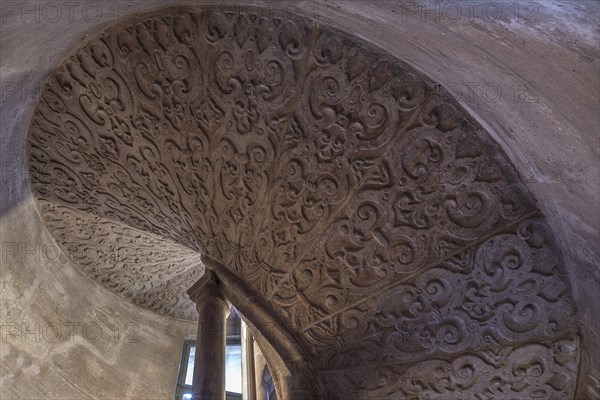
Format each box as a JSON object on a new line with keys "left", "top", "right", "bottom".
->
{"left": 26, "top": 5, "right": 580, "bottom": 399}
{"left": 260, "top": 362, "right": 277, "bottom": 400}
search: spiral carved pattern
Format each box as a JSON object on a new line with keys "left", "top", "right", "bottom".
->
{"left": 27, "top": 6, "right": 579, "bottom": 398}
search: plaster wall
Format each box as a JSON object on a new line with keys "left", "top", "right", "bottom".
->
{"left": 1, "top": 0, "right": 598, "bottom": 398}
{"left": 0, "top": 199, "right": 197, "bottom": 399}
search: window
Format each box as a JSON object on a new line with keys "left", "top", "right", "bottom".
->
{"left": 261, "top": 365, "right": 277, "bottom": 400}
{"left": 225, "top": 342, "right": 242, "bottom": 394}
{"left": 174, "top": 341, "right": 195, "bottom": 400}
{"left": 225, "top": 308, "right": 243, "bottom": 399}
{"left": 174, "top": 309, "right": 244, "bottom": 400}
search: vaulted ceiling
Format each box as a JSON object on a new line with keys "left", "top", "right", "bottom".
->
{"left": 27, "top": 5, "right": 580, "bottom": 399}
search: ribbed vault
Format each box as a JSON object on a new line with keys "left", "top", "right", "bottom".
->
{"left": 27, "top": 5, "right": 580, "bottom": 399}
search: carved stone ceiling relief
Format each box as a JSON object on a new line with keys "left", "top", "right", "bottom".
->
{"left": 27, "top": 5, "right": 580, "bottom": 399}
{"left": 37, "top": 199, "right": 204, "bottom": 319}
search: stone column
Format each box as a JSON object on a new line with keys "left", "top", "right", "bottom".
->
{"left": 187, "top": 270, "right": 229, "bottom": 400}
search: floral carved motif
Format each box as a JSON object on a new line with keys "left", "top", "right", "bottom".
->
{"left": 27, "top": 5, "right": 579, "bottom": 398}
{"left": 38, "top": 200, "right": 203, "bottom": 319}
{"left": 321, "top": 339, "right": 579, "bottom": 400}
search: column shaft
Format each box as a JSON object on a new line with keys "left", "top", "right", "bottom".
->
{"left": 188, "top": 270, "right": 228, "bottom": 400}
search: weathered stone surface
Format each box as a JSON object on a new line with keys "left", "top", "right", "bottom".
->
{"left": 38, "top": 199, "right": 204, "bottom": 319}
{"left": 301, "top": 218, "right": 577, "bottom": 370}
{"left": 321, "top": 338, "right": 580, "bottom": 400}
{"left": 0, "top": 199, "right": 198, "bottom": 400}
{"left": 27, "top": 5, "right": 539, "bottom": 323}
{"left": 8, "top": 1, "right": 592, "bottom": 396}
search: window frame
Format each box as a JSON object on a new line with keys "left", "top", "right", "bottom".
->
{"left": 173, "top": 325, "right": 244, "bottom": 400}
{"left": 174, "top": 340, "right": 195, "bottom": 400}
{"left": 225, "top": 336, "right": 243, "bottom": 398}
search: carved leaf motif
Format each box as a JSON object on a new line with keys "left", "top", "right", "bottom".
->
{"left": 26, "top": 6, "right": 578, "bottom": 398}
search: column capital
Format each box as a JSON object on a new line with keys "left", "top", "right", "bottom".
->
{"left": 187, "top": 268, "right": 226, "bottom": 307}
{"left": 200, "top": 254, "right": 224, "bottom": 271}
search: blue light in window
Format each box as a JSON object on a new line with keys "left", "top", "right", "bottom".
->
{"left": 226, "top": 344, "right": 242, "bottom": 394}
{"left": 185, "top": 346, "right": 195, "bottom": 386}
{"left": 181, "top": 344, "right": 242, "bottom": 394}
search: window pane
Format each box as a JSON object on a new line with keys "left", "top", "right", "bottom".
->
{"left": 185, "top": 346, "right": 195, "bottom": 386}
{"left": 182, "top": 344, "right": 242, "bottom": 393}
{"left": 182, "top": 394, "right": 192, "bottom": 400}
{"left": 226, "top": 344, "right": 242, "bottom": 394}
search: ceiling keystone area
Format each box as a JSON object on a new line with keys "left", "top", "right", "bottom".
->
{"left": 27, "top": 5, "right": 580, "bottom": 399}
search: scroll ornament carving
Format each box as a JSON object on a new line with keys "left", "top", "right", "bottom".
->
{"left": 38, "top": 200, "right": 203, "bottom": 319}
{"left": 322, "top": 339, "right": 579, "bottom": 400}
{"left": 299, "top": 218, "right": 577, "bottom": 369}
{"left": 27, "top": 5, "right": 579, "bottom": 398}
